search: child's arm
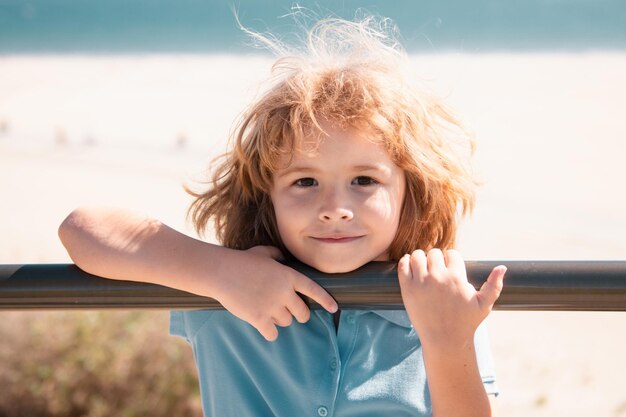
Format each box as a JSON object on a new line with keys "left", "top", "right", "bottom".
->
{"left": 397, "top": 249, "right": 506, "bottom": 417}
{"left": 58, "top": 207, "right": 338, "bottom": 341}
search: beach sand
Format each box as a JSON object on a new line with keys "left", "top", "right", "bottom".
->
{"left": 1, "top": 53, "right": 625, "bottom": 416}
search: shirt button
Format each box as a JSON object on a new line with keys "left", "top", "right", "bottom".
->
{"left": 330, "top": 359, "right": 337, "bottom": 370}
{"left": 346, "top": 314, "right": 355, "bottom": 324}
{"left": 317, "top": 406, "right": 328, "bottom": 416}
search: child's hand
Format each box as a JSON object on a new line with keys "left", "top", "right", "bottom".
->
{"left": 211, "top": 245, "right": 338, "bottom": 342}
{"left": 397, "top": 249, "right": 506, "bottom": 349}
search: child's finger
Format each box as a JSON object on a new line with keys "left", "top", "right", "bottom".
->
{"left": 443, "top": 249, "right": 465, "bottom": 274}
{"left": 256, "top": 319, "right": 279, "bottom": 342}
{"left": 293, "top": 274, "right": 338, "bottom": 314}
{"left": 397, "top": 254, "right": 412, "bottom": 284}
{"left": 426, "top": 248, "right": 445, "bottom": 272}
{"left": 477, "top": 265, "right": 507, "bottom": 311}
{"left": 272, "top": 307, "right": 294, "bottom": 327}
{"left": 409, "top": 249, "right": 428, "bottom": 281}
{"left": 287, "top": 295, "right": 311, "bottom": 324}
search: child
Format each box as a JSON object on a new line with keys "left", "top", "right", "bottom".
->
{"left": 59, "top": 16, "right": 506, "bottom": 417}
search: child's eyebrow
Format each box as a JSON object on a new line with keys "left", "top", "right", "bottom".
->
{"left": 275, "top": 166, "right": 319, "bottom": 178}
{"left": 352, "top": 164, "right": 391, "bottom": 174}
{"left": 276, "top": 164, "right": 390, "bottom": 178}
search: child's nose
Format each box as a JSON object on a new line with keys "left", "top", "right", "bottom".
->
{"left": 318, "top": 189, "right": 354, "bottom": 221}
{"left": 319, "top": 208, "right": 354, "bottom": 221}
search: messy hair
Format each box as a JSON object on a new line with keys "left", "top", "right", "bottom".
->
{"left": 188, "top": 16, "right": 478, "bottom": 261}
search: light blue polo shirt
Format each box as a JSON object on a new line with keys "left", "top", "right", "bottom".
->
{"left": 170, "top": 309, "right": 498, "bottom": 417}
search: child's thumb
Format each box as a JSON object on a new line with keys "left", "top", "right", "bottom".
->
{"left": 477, "top": 265, "right": 507, "bottom": 311}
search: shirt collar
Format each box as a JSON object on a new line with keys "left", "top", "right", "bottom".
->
{"left": 317, "top": 310, "right": 413, "bottom": 329}
{"left": 371, "top": 310, "right": 413, "bottom": 328}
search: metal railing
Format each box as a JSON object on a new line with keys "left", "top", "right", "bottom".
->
{"left": 1, "top": 261, "right": 625, "bottom": 311}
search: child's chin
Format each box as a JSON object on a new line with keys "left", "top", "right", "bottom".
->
{"left": 304, "top": 257, "right": 370, "bottom": 274}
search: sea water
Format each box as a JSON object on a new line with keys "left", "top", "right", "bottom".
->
{"left": 1, "top": 0, "right": 625, "bottom": 54}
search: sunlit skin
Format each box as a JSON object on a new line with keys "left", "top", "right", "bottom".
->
{"left": 271, "top": 122, "right": 406, "bottom": 273}
{"left": 59, "top": 120, "right": 505, "bottom": 417}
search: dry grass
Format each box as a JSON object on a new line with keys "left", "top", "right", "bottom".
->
{"left": 0, "top": 311, "right": 202, "bottom": 417}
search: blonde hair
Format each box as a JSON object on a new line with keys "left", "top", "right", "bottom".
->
{"left": 188, "top": 16, "right": 478, "bottom": 261}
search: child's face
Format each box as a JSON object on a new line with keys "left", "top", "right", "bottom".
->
{"left": 270, "top": 122, "right": 406, "bottom": 273}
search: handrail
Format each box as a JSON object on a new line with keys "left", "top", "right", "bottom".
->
{"left": 1, "top": 261, "right": 625, "bottom": 311}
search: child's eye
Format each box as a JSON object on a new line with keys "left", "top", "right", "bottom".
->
{"left": 352, "top": 176, "right": 377, "bottom": 186}
{"left": 294, "top": 177, "right": 317, "bottom": 187}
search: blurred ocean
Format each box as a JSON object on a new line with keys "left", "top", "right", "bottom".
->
{"left": 1, "top": 0, "right": 626, "bottom": 54}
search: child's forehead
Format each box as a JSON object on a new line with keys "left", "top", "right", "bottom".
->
{"left": 298, "top": 121, "right": 384, "bottom": 151}
{"left": 274, "top": 123, "right": 391, "bottom": 169}
{"left": 301, "top": 129, "right": 382, "bottom": 156}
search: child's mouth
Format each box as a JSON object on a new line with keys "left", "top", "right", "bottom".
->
{"left": 311, "top": 236, "right": 363, "bottom": 243}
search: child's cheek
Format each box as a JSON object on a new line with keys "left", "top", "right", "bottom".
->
{"left": 272, "top": 192, "right": 312, "bottom": 240}
{"left": 364, "top": 187, "right": 402, "bottom": 222}
{"left": 277, "top": 192, "right": 315, "bottom": 215}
